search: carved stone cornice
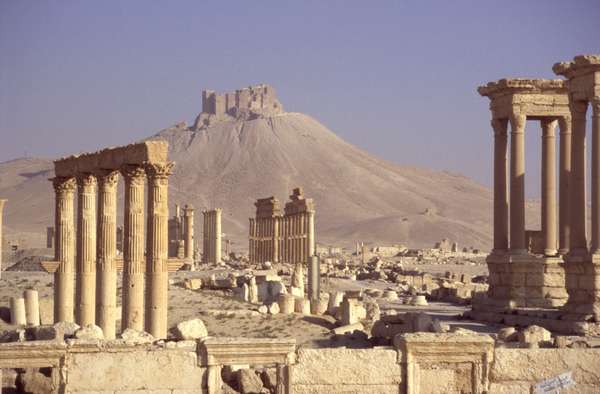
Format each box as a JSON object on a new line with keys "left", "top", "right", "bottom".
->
{"left": 478, "top": 78, "right": 566, "bottom": 98}
{"left": 553, "top": 54, "right": 600, "bottom": 79}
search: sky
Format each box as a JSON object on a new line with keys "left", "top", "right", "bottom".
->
{"left": 1, "top": 1, "right": 599, "bottom": 197}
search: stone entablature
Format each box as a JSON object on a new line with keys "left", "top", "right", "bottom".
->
{"left": 478, "top": 78, "right": 570, "bottom": 120}
{"left": 249, "top": 188, "right": 316, "bottom": 265}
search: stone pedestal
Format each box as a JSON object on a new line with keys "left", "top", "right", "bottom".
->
{"left": 485, "top": 253, "right": 567, "bottom": 309}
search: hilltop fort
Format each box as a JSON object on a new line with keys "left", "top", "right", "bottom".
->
{"left": 193, "top": 83, "right": 284, "bottom": 128}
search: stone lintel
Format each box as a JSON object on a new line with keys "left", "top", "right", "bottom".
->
{"left": 478, "top": 78, "right": 566, "bottom": 98}
{"left": 54, "top": 140, "right": 169, "bottom": 177}
{"left": 0, "top": 340, "right": 67, "bottom": 368}
{"left": 553, "top": 55, "right": 600, "bottom": 79}
{"left": 200, "top": 337, "right": 296, "bottom": 366}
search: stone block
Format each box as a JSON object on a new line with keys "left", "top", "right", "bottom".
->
{"left": 491, "top": 348, "right": 600, "bottom": 385}
{"left": 66, "top": 349, "right": 205, "bottom": 391}
{"left": 293, "top": 348, "right": 401, "bottom": 386}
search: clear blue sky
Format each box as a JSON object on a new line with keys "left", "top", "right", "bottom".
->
{"left": 1, "top": 1, "right": 599, "bottom": 196}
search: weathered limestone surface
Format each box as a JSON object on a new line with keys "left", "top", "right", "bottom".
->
{"left": 0, "top": 199, "right": 5, "bottom": 279}
{"left": 491, "top": 348, "right": 600, "bottom": 393}
{"left": 292, "top": 348, "right": 401, "bottom": 391}
{"left": 66, "top": 349, "right": 205, "bottom": 392}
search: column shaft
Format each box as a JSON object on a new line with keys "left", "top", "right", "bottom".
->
{"left": 491, "top": 119, "right": 509, "bottom": 252}
{"left": 541, "top": 119, "right": 558, "bottom": 256}
{"left": 570, "top": 102, "right": 588, "bottom": 253}
{"left": 76, "top": 173, "right": 97, "bottom": 326}
{"left": 96, "top": 170, "right": 119, "bottom": 339}
{"left": 184, "top": 206, "right": 194, "bottom": 260}
{"left": 592, "top": 100, "right": 600, "bottom": 253}
{"left": 52, "top": 177, "right": 76, "bottom": 322}
{"left": 509, "top": 114, "right": 527, "bottom": 253}
{"left": 122, "top": 165, "right": 146, "bottom": 332}
{"left": 0, "top": 200, "right": 5, "bottom": 280}
{"left": 215, "top": 209, "right": 222, "bottom": 263}
{"left": 559, "top": 116, "right": 572, "bottom": 254}
{"left": 307, "top": 211, "right": 315, "bottom": 258}
{"left": 145, "top": 162, "right": 173, "bottom": 339}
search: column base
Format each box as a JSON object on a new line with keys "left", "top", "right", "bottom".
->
{"left": 561, "top": 253, "right": 600, "bottom": 322}
{"left": 484, "top": 253, "right": 567, "bottom": 309}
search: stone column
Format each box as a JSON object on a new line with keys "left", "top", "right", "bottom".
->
{"left": 145, "top": 162, "right": 173, "bottom": 339}
{"left": 52, "top": 177, "right": 76, "bottom": 322}
{"left": 24, "top": 289, "right": 40, "bottom": 326}
{"left": 491, "top": 119, "right": 509, "bottom": 252}
{"left": 75, "top": 173, "right": 97, "bottom": 326}
{"left": 122, "top": 165, "right": 146, "bottom": 332}
{"left": 96, "top": 169, "right": 119, "bottom": 339}
{"left": 215, "top": 208, "right": 222, "bottom": 263}
{"left": 0, "top": 199, "right": 5, "bottom": 280}
{"left": 509, "top": 113, "right": 527, "bottom": 253}
{"left": 308, "top": 255, "right": 320, "bottom": 301}
{"left": 249, "top": 218, "right": 254, "bottom": 263}
{"left": 10, "top": 297, "right": 26, "bottom": 325}
{"left": 592, "top": 100, "right": 600, "bottom": 254}
{"left": 307, "top": 211, "right": 315, "bottom": 260}
{"left": 273, "top": 217, "right": 280, "bottom": 263}
{"left": 184, "top": 205, "right": 194, "bottom": 260}
{"left": 558, "top": 116, "right": 572, "bottom": 254}
{"left": 203, "top": 211, "right": 208, "bottom": 264}
{"left": 570, "top": 102, "right": 588, "bottom": 254}
{"left": 541, "top": 119, "right": 558, "bottom": 256}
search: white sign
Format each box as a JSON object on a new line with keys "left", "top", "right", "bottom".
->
{"left": 534, "top": 371, "right": 575, "bottom": 393}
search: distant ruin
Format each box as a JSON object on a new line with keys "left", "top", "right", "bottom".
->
{"left": 249, "top": 188, "right": 316, "bottom": 265}
{"left": 193, "top": 84, "right": 284, "bottom": 128}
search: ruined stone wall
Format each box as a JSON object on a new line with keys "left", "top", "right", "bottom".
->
{"left": 4, "top": 339, "right": 600, "bottom": 393}
{"left": 200, "top": 84, "right": 283, "bottom": 118}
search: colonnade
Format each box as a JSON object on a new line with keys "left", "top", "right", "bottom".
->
{"left": 479, "top": 79, "right": 571, "bottom": 257}
{"left": 202, "top": 208, "right": 221, "bottom": 264}
{"left": 249, "top": 188, "right": 316, "bottom": 264}
{"left": 50, "top": 141, "right": 173, "bottom": 339}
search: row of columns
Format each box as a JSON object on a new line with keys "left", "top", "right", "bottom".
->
{"left": 491, "top": 114, "right": 571, "bottom": 256}
{"left": 52, "top": 162, "right": 173, "bottom": 339}
{"left": 202, "top": 209, "right": 222, "bottom": 264}
{"left": 248, "top": 211, "right": 315, "bottom": 264}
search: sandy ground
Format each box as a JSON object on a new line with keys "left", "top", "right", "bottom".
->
{"left": 0, "top": 257, "right": 501, "bottom": 348}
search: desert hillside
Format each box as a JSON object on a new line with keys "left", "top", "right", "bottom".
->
{"left": 0, "top": 110, "right": 509, "bottom": 251}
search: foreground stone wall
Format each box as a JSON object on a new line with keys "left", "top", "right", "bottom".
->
{"left": 2, "top": 337, "right": 600, "bottom": 393}
{"left": 293, "top": 348, "right": 402, "bottom": 393}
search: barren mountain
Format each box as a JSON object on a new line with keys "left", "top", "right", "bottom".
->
{"left": 0, "top": 109, "right": 507, "bottom": 252}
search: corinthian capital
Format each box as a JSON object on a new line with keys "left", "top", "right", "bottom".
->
{"left": 95, "top": 169, "right": 120, "bottom": 188}
{"left": 51, "top": 177, "right": 77, "bottom": 193}
{"left": 76, "top": 173, "right": 97, "bottom": 189}
{"left": 145, "top": 162, "right": 175, "bottom": 180}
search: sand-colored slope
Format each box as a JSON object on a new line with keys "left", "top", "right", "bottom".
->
{"left": 0, "top": 112, "right": 509, "bottom": 250}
